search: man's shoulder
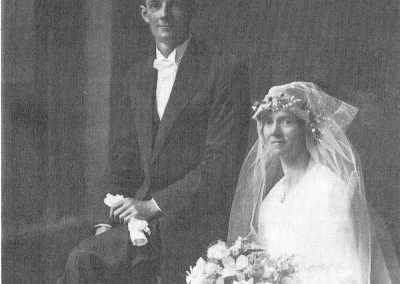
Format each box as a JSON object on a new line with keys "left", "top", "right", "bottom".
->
{"left": 197, "top": 40, "right": 243, "bottom": 66}
{"left": 204, "top": 46, "right": 247, "bottom": 79}
{"left": 123, "top": 38, "right": 245, "bottom": 80}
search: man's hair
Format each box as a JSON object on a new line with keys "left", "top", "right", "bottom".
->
{"left": 141, "top": 0, "right": 197, "bottom": 10}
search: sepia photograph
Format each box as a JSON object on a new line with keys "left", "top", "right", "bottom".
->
{"left": 2, "top": 0, "right": 400, "bottom": 283}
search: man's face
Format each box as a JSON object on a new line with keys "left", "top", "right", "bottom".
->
{"left": 140, "top": 0, "right": 194, "bottom": 45}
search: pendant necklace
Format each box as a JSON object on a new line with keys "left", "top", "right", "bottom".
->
{"left": 281, "top": 191, "right": 287, "bottom": 203}
{"left": 281, "top": 179, "right": 288, "bottom": 203}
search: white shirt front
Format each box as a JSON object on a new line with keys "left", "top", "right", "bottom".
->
{"left": 153, "top": 37, "right": 190, "bottom": 120}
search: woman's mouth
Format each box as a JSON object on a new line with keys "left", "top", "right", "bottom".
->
{"left": 271, "top": 140, "right": 286, "bottom": 144}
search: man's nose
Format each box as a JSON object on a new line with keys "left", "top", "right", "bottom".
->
{"left": 159, "top": 3, "right": 172, "bottom": 18}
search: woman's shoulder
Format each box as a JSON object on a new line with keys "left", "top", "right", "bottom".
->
{"left": 305, "top": 163, "right": 349, "bottom": 201}
{"left": 309, "top": 163, "right": 346, "bottom": 189}
{"left": 297, "top": 163, "right": 352, "bottom": 226}
{"left": 308, "top": 163, "right": 352, "bottom": 208}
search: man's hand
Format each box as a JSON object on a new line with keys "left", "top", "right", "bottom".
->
{"left": 95, "top": 226, "right": 111, "bottom": 236}
{"left": 110, "top": 198, "right": 161, "bottom": 223}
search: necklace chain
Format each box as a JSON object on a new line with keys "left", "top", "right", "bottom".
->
{"left": 281, "top": 191, "right": 287, "bottom": 203}
{"left": 281, "top": 179, "right": 288, "bottom": 203}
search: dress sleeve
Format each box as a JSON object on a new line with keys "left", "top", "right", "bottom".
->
{"left": 298, "top": 171, "right": 362, "bottom": 283}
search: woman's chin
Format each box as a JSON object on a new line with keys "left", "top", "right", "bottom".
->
{"left": 269, "top": 143, "right": 286, "bottom": 152}
{"left": 269, "top": 148, "right": 285, "bottom": 157}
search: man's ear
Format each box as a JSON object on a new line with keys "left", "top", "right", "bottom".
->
{"left": 139, "top": 5, "right": 150, "bottom": 24}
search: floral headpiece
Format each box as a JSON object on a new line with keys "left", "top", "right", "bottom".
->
{"left": 252, "top": 93, "right": 305, "bottom": 113}
{"left": 252, "top": 93, "right": 325, "bottom": 141}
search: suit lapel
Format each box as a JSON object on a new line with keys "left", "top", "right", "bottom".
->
{"left": 151, "top": 39, "right": 205, "bottom": 164}
{"left": 134, "top": 57, "right": 157, "bottom": 177}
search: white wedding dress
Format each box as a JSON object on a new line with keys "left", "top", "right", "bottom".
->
{"left": 229, "top": 82, "right": 400, "bottom": 283}
{"left": 257, "top": 161, "right": 362, "bottom": 283}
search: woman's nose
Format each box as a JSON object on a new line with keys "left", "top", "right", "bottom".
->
{"left": 271, "top": 122, "right": 282, "bottom": 136}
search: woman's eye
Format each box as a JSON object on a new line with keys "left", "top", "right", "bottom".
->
{"left": 265, "top": 119, "right": 273, "bottom": 125}
{"left": 283, "top": 119, "right": 293, "bottom": 124}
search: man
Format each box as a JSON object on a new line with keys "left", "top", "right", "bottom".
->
{"left": 59, "top": 0, "right": 249, "bottom": 282}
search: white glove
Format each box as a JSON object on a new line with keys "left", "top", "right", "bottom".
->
{"left": 104, "top": 193, "right": 151, "bottom": 246}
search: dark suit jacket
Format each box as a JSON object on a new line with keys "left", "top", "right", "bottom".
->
{"left": 91, "top": 36, "right": 250, "bottom": 282}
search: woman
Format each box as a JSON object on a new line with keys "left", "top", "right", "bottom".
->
{"left": 228, "top": 82, "right": 399, "bottom": 283}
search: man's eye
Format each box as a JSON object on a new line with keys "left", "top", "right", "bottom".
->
{"left": 283, "top": 119, "right": 293, "bottom": 124}
{"left": 149, "top": 1, "right": 162, "bottom": 9}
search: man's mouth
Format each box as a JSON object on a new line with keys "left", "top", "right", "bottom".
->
{"left": 158, "top": 23, "right": 173, "bottom": 28}
{"left": 271, "top": 140, "right": 286, "bottom": 144}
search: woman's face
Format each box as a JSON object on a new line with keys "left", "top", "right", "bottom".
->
{"left": 261, "top": 110, "right": 307, "bottom": 160}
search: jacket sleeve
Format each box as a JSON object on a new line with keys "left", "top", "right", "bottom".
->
{"left": 152, "top": 58, "right": 250, "bottom": 237}
{"left": 88, "top": 71, "right": 145, "bottom": 227}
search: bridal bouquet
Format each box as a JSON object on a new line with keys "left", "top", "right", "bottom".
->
{"left": 186, "top": 237, "right": 297, "bottom": 284}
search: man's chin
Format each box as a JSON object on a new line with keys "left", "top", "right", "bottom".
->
{"left": 155, "top": 30, "right": 178, "bottom": 39}
{"left": 154, "top": 31, "right": 189, "bottom": 45}
{"left": 154, "top": 34, "right": 179, "bottom": 46}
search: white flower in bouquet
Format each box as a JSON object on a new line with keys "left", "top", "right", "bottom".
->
{"left": 231, "top": 247, "right": 240, "bottom": 257}
{"left": 236, "top": 255, "right": 249, "bottom": 271}
{"left": 222, "top": 255, "right": 235, "bottom": 268}
{"left": 221, "top": 256, "right": 236, "bottom": 278}
{"left": 280, "top": 276, "right": 296, "bottom": 284}
{"left": 187, "top": 237, "right": 297, "bottom": 284}
{"left": 195, "top": 257, "right": 207, "bottom": 271}
{"left": 262, "top": 265, "right": 275, "bottom": 279}
{"left": 222, "top": 266, "right": 236, "bottom": 279}
{"left": 186, "top": 258, "right": 207, "bottom": 283}
{"left": 205, "top": 262, "right": 223, "bottom": 277}
{"left": 207, "top": 240, "right": 230, "bottom": 260}
{"left": 233, "top": 236, "right": 245, "bottom": 250}
{"left": 236, "top": 271, "right": 246, "bottom": 281}
{"left": 233, "top": 279, "right": 254, "bottom": 284}
{"left": 185, "top": 269, "right": 207, "bottom": 284}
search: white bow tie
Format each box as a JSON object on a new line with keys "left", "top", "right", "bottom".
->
{"left": 153, "top": 58, "right": 178, "bottom": 71}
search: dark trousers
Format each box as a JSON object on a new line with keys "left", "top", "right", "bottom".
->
{"left": 57, "top": 225, "right": 160, "bottom": 284}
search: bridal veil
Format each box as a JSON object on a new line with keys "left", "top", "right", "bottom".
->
{"left": 227, "top": 82, "right": 399, "bottom": 283}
